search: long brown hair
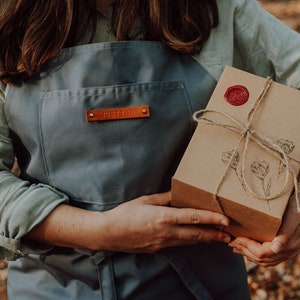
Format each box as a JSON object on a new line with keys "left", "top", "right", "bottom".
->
{"left": 0, "top": 0, "right": 219, "bottom": 86}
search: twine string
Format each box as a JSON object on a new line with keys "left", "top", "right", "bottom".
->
{"left": 193, "top": 78, "right": 300, "bottom": 213}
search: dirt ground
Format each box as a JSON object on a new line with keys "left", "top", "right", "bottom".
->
{"left": 1, "top": 1, "right": 300, "bottom": 300}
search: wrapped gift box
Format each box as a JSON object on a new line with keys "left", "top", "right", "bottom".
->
{"left": 171, "top": 66, "right": 300, "bottom": 242}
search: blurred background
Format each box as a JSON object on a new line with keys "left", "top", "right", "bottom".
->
{"left": 259, "top": 0, "right": 300, "bottom": 32}
{"left": 1, "top": 1, "right": 300, "bottom": 300}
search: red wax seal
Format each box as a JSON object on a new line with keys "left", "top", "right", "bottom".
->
{"left": 224, "top": 85, "right": 249, "bottom": 106}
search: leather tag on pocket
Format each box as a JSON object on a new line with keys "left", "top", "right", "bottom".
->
{"left": 86, "top": 105, "right": 150, "bottom": 122}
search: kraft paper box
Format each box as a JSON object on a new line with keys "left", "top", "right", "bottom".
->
{"left": 171, "top": 66, "right": 300, "bottom": 242}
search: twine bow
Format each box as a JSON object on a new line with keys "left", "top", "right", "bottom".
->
{"left": 193, "top": 78, "right": 300, "bottom": 214}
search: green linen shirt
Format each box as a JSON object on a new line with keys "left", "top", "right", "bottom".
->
{"left": 0, "top": 0, "right": 300, "bottom": 259}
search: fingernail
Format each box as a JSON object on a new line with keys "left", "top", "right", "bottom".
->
{"left": 220, "top": 219, "right": 229, "bottom": 226}
{"left": 271, "top": 239, "right": 282, "bottom": 254}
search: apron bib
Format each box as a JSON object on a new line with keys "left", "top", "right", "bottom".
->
{"left": 5, "top": 41, "right": 216, "bottom": 210}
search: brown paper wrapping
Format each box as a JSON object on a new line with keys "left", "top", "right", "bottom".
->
{"left": 172, "top": 66, "right": 300, "bottom": 242}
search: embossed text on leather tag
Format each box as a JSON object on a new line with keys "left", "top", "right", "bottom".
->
{"left": 86, "top": 105, "right": 150, "bottom": 122}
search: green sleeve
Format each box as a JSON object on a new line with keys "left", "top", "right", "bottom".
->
{"left": 232, "top": 0, "right": 300, "bottom": 88}
{"left": 0, "top": 83, "right": 69, "bottom": 260}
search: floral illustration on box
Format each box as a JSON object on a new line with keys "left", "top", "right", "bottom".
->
{"left": 276, "top": 139, "right": 295, "bottom": 177}
{"left": 250, "top": 161, "right": 271, "bottom": 197}
{"left": 221, "top": 139, "right": 295, "bottom": 199}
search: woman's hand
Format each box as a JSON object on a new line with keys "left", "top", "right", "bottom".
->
{"left": 98, "top": 191, "right": 231, "bottom": 253}
{"left": 229, "top": 193, "right": 300, "bottom": 267}
{"left": 27, "top": 191, "right": 231, "bottom": 253}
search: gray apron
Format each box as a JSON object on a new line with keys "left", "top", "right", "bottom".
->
{"left": 5, "top": 41, "right": 250, "bottom": 299}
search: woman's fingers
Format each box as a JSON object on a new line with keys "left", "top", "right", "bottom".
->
{"left": 171, "top": 224, "right": 231, "bottom": 244}
{"left": 228, "top": 237, "right": 297, "bottom": 266}
{"left": 144, "top": 192, "right": 230, "bottom": 227}
{"left": 102, "top": 192, "right": 232, "bottom": 253}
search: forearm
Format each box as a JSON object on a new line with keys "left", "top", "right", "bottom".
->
{"left": 25, "top": 204, "right": 106, "bottom": 251}
{"left": 24, "top": 193, "right": 232, "bottom": 255}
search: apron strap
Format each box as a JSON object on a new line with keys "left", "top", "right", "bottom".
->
{"left": 97, "top": 259, "right": 117, "bottom": 300}
{"left": 160, "top": 248, "right": 213, "bottom": 300}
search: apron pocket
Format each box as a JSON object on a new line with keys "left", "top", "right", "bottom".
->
{"left": 39, "top": 81, "right": 193, "bottom": 209}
